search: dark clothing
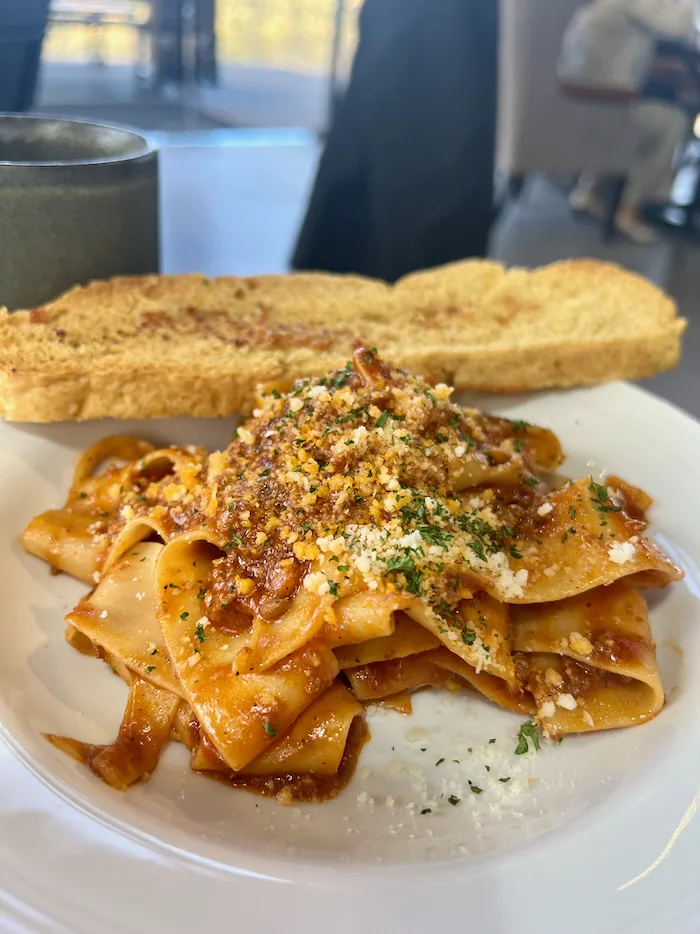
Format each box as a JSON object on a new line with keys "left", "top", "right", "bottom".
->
{"left": 151, "top": 0, "right": 217, "bottom": 85}
{"left": 644, "top": 39, "right": 700, "bottom": 114}
{"left": 0, "top": 0, "right": 49, "bottom": 112}
{"left": 292, "top": 0, "right": 498, "bottom": 283}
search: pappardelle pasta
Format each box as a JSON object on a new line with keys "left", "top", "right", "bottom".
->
{"left": 22, "top": 349, "right": 683, "bottom": 803}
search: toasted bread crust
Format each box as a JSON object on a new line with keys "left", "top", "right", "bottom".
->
{"left": 0, "top": 259, "right": 685, "bottom": 421}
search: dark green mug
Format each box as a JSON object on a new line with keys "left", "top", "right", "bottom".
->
{"left": 0, "top": 114, "right": 159, "bottom": 310}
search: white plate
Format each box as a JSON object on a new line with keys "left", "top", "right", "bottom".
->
{"left": 2, "top": 382, "right": 700, "bottom": 934}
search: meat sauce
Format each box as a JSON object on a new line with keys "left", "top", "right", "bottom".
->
{"left": 202, "top": 717, "right": 369, "bottom": 803}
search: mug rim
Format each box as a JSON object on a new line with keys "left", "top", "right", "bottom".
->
{"left": 0, "top": 113, "right": 158, "bottom": 167}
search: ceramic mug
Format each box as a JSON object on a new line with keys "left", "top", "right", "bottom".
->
{"left": 0, "top": 114, "right": 159, "bottom": 309}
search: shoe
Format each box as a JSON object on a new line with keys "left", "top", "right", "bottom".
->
{"left": 613, "top": 209, "right": 657, "bottom": 245}
{"left": 569, "top": 187, "right": 606, "bottom": 221}
{"left": 641, "top": 203, "right": 672, "bottom": 226}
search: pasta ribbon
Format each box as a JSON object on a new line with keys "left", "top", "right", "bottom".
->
{"left": 23, "top": 350, "right": 683, "bottom": 802}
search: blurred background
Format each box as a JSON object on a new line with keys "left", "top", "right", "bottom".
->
{"left": 2, "top": 0, "right": 699, "bottom": 397}
{"left": 15, "top": 0, "right": 360, "bottom": 132}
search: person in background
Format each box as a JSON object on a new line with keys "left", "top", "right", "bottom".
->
{"left": 558, "top": 0, "right": 699, "bottom": 244}
{"left": 0, "top": 0, "right": 50, "bottom": 112}
{"left": 292, "top": 0, "right": 498, "bottom": 282}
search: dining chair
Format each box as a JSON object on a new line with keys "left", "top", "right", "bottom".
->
{"left": 497, "top": 0, "right": 639, "bottom": 238}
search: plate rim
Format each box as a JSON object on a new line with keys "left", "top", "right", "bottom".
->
{"left": 2, "top": 379, "right": 700, "bottom": 934}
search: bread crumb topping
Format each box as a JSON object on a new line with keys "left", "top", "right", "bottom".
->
{"left": 197, "top": 348, "right": 543, "bottom": 627}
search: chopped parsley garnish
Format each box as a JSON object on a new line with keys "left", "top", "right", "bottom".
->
{"left": 328, "top": 581, "right": 339, "bottom": 597}
{"left": 515, "top": 721, "right": 541, "bottom": 755}
{"left": 514, "top": 437, "right": 524, "bottom": 453}
{"left": 195, "top": 623, "right": 207, "bottom": 642}
{"left": 223, "top": 530, "right": 243, "bottom": 553}
{"left": 385, "top": 553, "right": 423, "bottom": 595}
{"left": 145, "top": 665, "right": 155, "bottom": 674}
{"left": 589, "top": 479, "right": 622, "bottom": 515}
{"left": 263, "top": 721, "right": 277, "bottom": 738}
{"left": 300, "top": 520, "right": 313, "bottom": 534}
{"left": 588, "top": 479, "right": 608, "bottom": 501}
{"left": 336, "top": 406, "right": 367, "bottom": 424}
{"left": 420, "top": 808, "right": 432, "bottom": 815}
{"left": 386, "top": 555, "right": 415, "bottom": 574}
{"left": 435, "top": 758, "right": 445, "bottom": 766}
{"left": 468, "top": 541, "right": 487, "bottom": 562}
{"left": 375, "top": 410, "right": 390, "bottom": 429}
{"left": 469, "top": 783, "right": 483, "bottom": 794}
{"left": 79, "top": 492, "right": 87, "bottom": 499}
{"left": 511, "top": 419, "right": 530, "bottom": 433}
{"left": 331, "top": 361, "right": 354, "bottom": 388}
{"left": 197, "top": 588, "right": 205, "bottom": 600}
{"left": 259, "top": 468, "right": 271, "bottom": 477}
{"left": 458, "top": 512, "right": 504, "bottom": 558}
{"left": 418, "top": 525, "right": 452, "bottom": 548}
{"left": 293, "top": 465, "right": 302, "bottom": 472}
{"left": 447, "top": 795, "right": 461, "bottom": 806}
{"left": 461, "top": 628, "right": 476, "bottom": 646}
{"left": 150, "top": 648, "right": 158, "bottom": 655}
{"left": 488, "top": 738, "right": 496, "bottom": 744}
{"left": 509, "top": 546, "right": 523, "bottom": 559}
{"left": 180, "top": 612, "right": 189, "bottom": 621}
{"left": 499, "top": 777, "right": 511, "bottom": 783}
{"left": 524, "top": 476, "right": 539, "bottom": 487}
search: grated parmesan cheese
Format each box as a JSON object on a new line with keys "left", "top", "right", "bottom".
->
{"left": 608, "top": 540, "right": 636, "bottom": 564}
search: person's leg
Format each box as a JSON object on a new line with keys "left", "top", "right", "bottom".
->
{"left": 615, "top": 101, "right": 688, "bottom": 243}
{"left": 569, "top": 171, "right": 608, "bottom": 219}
